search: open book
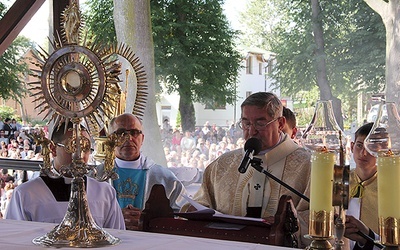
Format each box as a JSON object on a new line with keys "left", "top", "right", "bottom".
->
{"left": 174, "top": 195, "right": 271, "bottom": 227}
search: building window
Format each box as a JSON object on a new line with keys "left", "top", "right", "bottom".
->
{"left": 267, "top": 59, "right": 274, "bottom": 74}
{"left": 259, "top": 63, "right": 263, "bottom": 75}
{"left": 246, "top": 56, "right": 252, "bottom": 74}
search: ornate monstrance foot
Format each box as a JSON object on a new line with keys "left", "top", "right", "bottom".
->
{"left": 32, "top": 177, "right": 120, "bottom": 248}
{"left": 32, "top": 226, "right": 120, "bottom": 248}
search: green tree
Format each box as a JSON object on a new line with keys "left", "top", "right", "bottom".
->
{"left": 240, "top": 0, "right": 385, "bottom": 126}
{"left": 0, "top": 105, "right": 17, "bottom": 121}
{"left": 364, "top": 0, "right": 400, "bottom": 103}
{"left": 84, "top": 0, "right": 241, "bottom": 132}
{"left": 0, "top": 36, "right": 31, "bottom": 100}
{"left": 0, "top": 3, "right": 33, "bottom": 102}
{"left": 83, "top": 0, "right": 115, "bottom": 44}
{"left": 152, "top": 0, "right": 241, "bottom": 131}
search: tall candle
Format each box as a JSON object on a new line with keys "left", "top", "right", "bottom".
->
{"left": 310, "top": 151, "right": 335, "bottom": 212}
{"left": 378, "top": 155, "right": 400, "bottom": 218}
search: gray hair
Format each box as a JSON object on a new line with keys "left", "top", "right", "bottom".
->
{"left": 241, "top": 92, "right": 283, "bottom": 119}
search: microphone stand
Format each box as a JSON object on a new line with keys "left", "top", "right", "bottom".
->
{"left": 247, "top": 157, "right": 384, "bottom": 249}
{"left": 249, "top": 157, "right": 310, "bottom": 203}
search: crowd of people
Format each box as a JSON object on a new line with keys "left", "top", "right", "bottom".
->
{"left": 161, "top": 123, "right": 245, "bottom": 171}
{"left": 0, "top": 117, "right": 44, "bottom": 161}
{"left": 0, "top": 92, "right": 384, "bottom": 248}
{"left": 0, "top": 117, "right": 47, "bottom": 218}
{"left": 0, "top": 106, "right": 299, "bottom": 221}
{"left": 160, "top": 106, "right": 300, "bottom": 173}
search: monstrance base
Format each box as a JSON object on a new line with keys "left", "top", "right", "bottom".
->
{"left": 32, "top": 223, "right": 120, "bottom": 248}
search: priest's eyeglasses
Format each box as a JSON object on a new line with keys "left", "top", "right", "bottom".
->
{"left": 238, "top": 117, "right": 279, "bottom": 131}
{"left": 113, "top": 129, "right": 142, "bottom": 138}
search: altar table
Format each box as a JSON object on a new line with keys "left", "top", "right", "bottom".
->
{"left": 0, "top": 219, "right": 294, "bottom": 250}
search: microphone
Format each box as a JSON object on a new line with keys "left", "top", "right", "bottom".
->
{"left": 238, "top": 137, "right": 262, "bottom": 174}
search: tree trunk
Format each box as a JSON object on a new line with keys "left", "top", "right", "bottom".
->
{"left": 113, "top": 0, "right": 167, "bottom": 166}
{"left": 383, "top": 1, "right": 400, "bottom": 103}
{"left": 364, "top": 0, "right": 400, "bottom": 103}
{"left": 179, "top": 87, "right": 196, "bottom": 132}
{"left": 310, "top": 0, "right": 343, "bottom": 128}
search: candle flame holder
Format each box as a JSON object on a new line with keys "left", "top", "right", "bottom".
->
{"left": 302, "top": 100, "right": 348, "bottom": 250}
{"left": 364, "top": 101, "right": 400, "bottom": 248}
{"left": 380, "top": 217, "right": 400, "bottom": 246}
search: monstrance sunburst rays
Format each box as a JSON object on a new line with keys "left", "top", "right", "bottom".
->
{"left": 28, "top": 4, "right": 148, "bottom": 136}
{"left": 26, "top": 1, "right": 148, "bottom": 247}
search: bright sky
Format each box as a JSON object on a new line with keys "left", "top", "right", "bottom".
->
{"left": 19, "top": 1, "right": 49, "bottom": 46}
{"left": 17, "top": 0, "right": 248, "bottom": 46}
{"left": 223, "top": 0, "right": 248, "bottom": 30}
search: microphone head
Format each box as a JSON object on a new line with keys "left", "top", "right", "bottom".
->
{"left": 244, "top": 137, "right": 262, "bottom": 155}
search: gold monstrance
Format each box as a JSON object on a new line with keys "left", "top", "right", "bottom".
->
{"left": 28, "top": 1, "right": 147, "bottom": 247}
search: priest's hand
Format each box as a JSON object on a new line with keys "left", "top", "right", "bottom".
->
{"left": 122, "top": 204, "right": 141, "bottom": 230}
{"left": 344, "top": 215, "right": 369, "bottom": 245}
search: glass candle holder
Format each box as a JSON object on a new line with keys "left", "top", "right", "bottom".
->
{"left": 364, "top": 101, "right": 400, "bottom": 246}
{"left": 302, "top": 100, "right": 346, "bottom": 242}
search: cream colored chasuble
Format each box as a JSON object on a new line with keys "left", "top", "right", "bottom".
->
{"left": 232, "top": 136, "right": 299, "bottom": 218}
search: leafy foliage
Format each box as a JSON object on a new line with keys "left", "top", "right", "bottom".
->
{"left": 240, "top": 0, "right": 385, "bottom": 126}
{"left": 82, "top": 0, "right": 116, "bottom": 44}
{"left": 0, "top": 105, "right": 17, "bottom": 121}
{"left": 151, "top": 0, "right": 241, "bottom": 104}
{"left": 152, "top": 0, "right": 242, "bottom": 130}
{"left": 0, "top": 36, "right": 33, "bottom": 101}
{"left": 0, "top": 3, "right": 33, "bottom": 102}
{"left": 84, "top": 0, "right": 242, "bottom": 131}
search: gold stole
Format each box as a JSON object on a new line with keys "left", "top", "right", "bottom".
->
{"left": 233, "top": 135, "right": 299, "bottom": 217}
{"left": 349, "top": 170, "right": 379, "bottom": 233}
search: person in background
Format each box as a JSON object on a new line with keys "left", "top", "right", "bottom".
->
{"left": 282, "top": 107, "right": 298, "bottom": 140}
{"left": 182, "top": 92, "right": 311, "bottom": 247}
{"left": 180, "top": 130, "right": 196, "bottom": 152}
{"left": 11, "top": 119, "right": 22, "bottom": 132}
{"left": 4, "top": 122, "right": 125, "bottom": 230}
{"left": 171, "top": 130, "right": 182, "bottom": 151}
{"left": 1, "top": 182, "right": 14, "bottom": 217}
{"left": 344, "top": 122, "right": 379, "bottom": 249}
{"left": 162, "top": 118, "right": 171, "bottom": 140}
{"left": 1, "top": 169, "right": 14, "bottom": 184}
{"left": 107, "top": 113, "right": 186, "bottom": 230}
{"left": 20, "top": 145, "right": 30, "bottom": 159}
{"left": 2, "top": 118, "right": 14, "bottom": 140}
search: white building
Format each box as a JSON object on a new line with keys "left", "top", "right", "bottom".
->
{"left": 156, "top": 47, "right": 292, "bottom": 129}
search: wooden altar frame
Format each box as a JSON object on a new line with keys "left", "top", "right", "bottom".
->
{"left": 140, "top": 185, "right": 299, "bottom": 248}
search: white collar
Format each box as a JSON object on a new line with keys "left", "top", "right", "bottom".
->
{"left": 115, "top": 155, "right": 143, "bottom": 169}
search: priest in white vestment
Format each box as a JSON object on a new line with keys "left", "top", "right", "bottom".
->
{"left": 183, "top": 92, "right": 311, "bottom": 247}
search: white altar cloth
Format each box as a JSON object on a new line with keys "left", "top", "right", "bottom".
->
{"left": 0, "top": 219, "right": 293, "bottom": 250}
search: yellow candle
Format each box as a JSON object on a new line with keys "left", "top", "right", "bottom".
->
{"left": 310, "top": 151, "right": 335, "bottom": 212}
{"left": 378, "top": 155, "right": 400, "bottom": 218}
